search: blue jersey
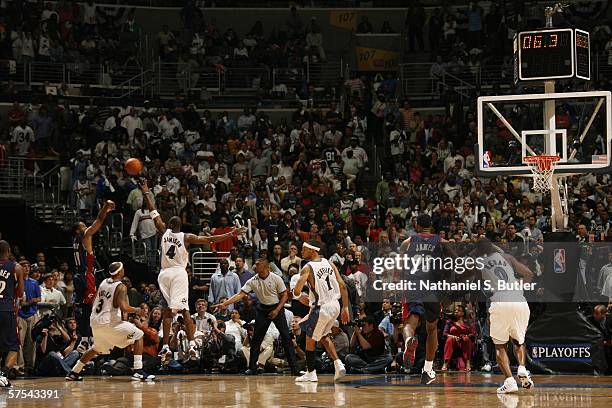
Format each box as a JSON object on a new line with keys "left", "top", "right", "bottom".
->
{"left": 405, "top": 233, "right": 444, "bottom": 279}
{"left": 0, "top": 259, "right": 16, "bottom": 312}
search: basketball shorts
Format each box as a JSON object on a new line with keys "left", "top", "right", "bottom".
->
{"left": 401, "top": 301, "right": 440, "bottom": 323}
{"left": 91, "top": 321, "right": 143, "bottom": 354}
{"left": 299, "top": 300, "right": 340, "bottom": 342}
{"left": 158, "top": 266, "right": 189, "bottom": 312}
{"left": 0, "top": 311, "right": 19, "bottom": 352}
{"left": 489, "top": 302, "right": 530, "bottom": 345}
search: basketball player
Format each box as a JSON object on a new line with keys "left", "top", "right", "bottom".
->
{"left": 72, "top": 200, "right": 116, "bottom": 343}
{"left": 0, "top": 241, "right": 23, "bottom": 388}
{"left": 65, "top": 262, "right": 155, "bottom": 382}
{"left": 475, "top": 237, "right": 534, "bottom": 394}
{"left": 398, "top": 214, "right": 446, "bottom": 384}
{"left": 140, "top": 180, "right": 244, "bottom": 362}
{"left": 292, "top": 240, "right": 350, "bottom": 382}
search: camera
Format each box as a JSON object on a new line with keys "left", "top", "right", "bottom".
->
{"left": 32, "top": 312, "right": 61, "bottom": 342}
{"left": 350, "top": 319, "right": 365, "bottom": 328}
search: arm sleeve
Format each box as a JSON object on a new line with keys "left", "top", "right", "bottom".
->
{"left": 241, "top": 278, "right": 252, "bottom": 294}
{"left": 275, "top": 275, "right": 287, "bottom": 294}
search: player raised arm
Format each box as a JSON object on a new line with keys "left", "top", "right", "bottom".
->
{"left": 184, "top": 227, "right": 246, "bottom": 246}
{"left": 331, "top": 262, "right": 350, "bottom": 325}
{"left": 114, "top": 283, "right": 144, "bottom": 316}
{"left": 504, "top": 254, "right": 534, "bottom": 283}
{"left": 84, "top": 200, "right": 115, "bottom": 239}
{"left": 139, "top": 179, "right": 166, "bottom": 234}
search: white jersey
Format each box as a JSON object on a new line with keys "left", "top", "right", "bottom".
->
{"left": 307, "top": 258, "right": 341, "bottom": 306}
{"left": 161, "top": 229, "right": 189, "bottom": 269}
{"left": 90, "top": 278, "right": 123, "bottom": 326}
{"left": 481, "top": 251, "right": 526, "bottom": 302}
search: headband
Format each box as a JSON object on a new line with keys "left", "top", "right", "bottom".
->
{"left": 303, "top": 242, "right": 320, "bottom": 252}
{"left": 110, "top": 262, "right": 124, "bottom": 276}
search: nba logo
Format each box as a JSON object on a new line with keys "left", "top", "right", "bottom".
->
{"left": 554, "top": 249, "right": 565, "bottom": 274}
{"left": 483, "top": 151, "right": 492, "bottom": 168}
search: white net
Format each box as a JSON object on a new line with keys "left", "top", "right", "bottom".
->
{"left": 524, "top": 156, "right": 560, "bottom": 193}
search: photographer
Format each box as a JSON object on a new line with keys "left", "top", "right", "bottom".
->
{"left": 345, "top": 316, "right": 392, "bottom": 374}
{"left": 35, "top": 317, "right": 80, "bottom": 376}
{"left": 203, "top": 321, "right": 241, "bottom": 373}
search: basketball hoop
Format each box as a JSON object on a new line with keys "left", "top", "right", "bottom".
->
{"left": 524, "top": 155, "right": 560, "bottom": 192}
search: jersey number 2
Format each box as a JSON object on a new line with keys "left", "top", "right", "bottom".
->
{"left": 166, "top": 245, "right": 176, "bottom": 259}
{"left": 0, "top": 281, "right": 5, "bottom": 299}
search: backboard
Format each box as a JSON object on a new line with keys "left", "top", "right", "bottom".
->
{"left": 476, "top": 91, "right": 611, "bottom": 176}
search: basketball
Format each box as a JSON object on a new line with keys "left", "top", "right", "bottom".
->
{"left": 125, "top": 158, "right": 142, "bottom": 176}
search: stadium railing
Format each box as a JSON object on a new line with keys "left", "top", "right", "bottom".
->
{"left": 191, "top": 250, "right": 231, "bottom": 283}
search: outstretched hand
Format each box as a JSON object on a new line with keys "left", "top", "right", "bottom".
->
{"left": 104, "top": 200, "right": 116, "bottom": 212}
{"left": 213, "top": 303, "right": 226, "bottom": 312}
{"left": 232, "top": 227, "right": 247, "bottom": 236}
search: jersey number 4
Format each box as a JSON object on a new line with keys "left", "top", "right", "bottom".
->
{"left": 165, "top": 245, "right": 177, "bottom": 259}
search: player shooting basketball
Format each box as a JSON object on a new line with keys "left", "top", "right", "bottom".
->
{"left": 72, "top": 200, "right": 116, "bottom": 345}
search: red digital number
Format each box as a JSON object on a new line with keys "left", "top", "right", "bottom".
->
{"left": 522, "top": 35, "right": 531, "bottom": 49}
{"left": 534, "top": 35, "right": 542, "bottom": 48}
{"left": 550, "top": 34, "right": 558, "bottom": 48}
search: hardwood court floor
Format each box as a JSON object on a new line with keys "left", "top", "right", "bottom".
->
{"left": 3, "top": 372, "right": 612, "bottom": 408}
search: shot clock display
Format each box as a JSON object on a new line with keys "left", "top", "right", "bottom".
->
{"left": 515, "top": 28, "right": 590, "bottom": 82}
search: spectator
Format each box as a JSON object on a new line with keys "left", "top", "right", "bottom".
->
{"left": 130, "top": 199, "right": 160, "bottom": 273}
{"left": 357, "top": 16, "right": 373, "bottom": 34}
{"left": 306, "top": 20, "right": 326, "bottom": 63}
{"left": 192, "top": 299, "right": 217, "bottom": 335}
{"left": 405, "top": 1, "right": 425, "bottom": 52}
{"left": 39, "top": 273, "right": 66, "bottom": 317}
{"left": 286, "top": 6, "right": 304, "bottom": 40}
{"left": 280, "top": 244, "right": 301, "bottom": 275}
{"left": 588, "top": 305, "right": 612, "bottom": 374}
{"left": 208, "top": 259, "right": 241, "bottom": 308}
{"left": 441, "top": 305, "right": 476, "bottom": 371}
{"left": 17, "top": 260, "right": 41, "bottom": 376}
{"left": 10, "top": 120, "right": 35, "bottom": 157}
{"left": 345, "top": 316, "right": 392, "bottom": 374}
{"left": 225, "top": 309, "right": 247, "bottom": 352}
{"left": 132, "top": 315, "right": 160, "bottom": 373}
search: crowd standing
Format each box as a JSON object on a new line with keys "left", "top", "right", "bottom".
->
{"left": 0, "top": 1, "right": 611, "bottom": 379}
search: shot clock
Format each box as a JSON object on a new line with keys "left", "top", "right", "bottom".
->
{"left": 514, "top": 28, "right": 590, "bottom": 82}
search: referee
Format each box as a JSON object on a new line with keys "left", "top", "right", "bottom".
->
{"left": 214, "top": 258, "right": 298, "bottom": 375}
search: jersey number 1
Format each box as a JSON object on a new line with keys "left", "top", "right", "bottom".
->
{"left": 166, "top": 245, "right": 176, "bottom": 259}
{"left": 325, "top": 275, "right": 332, "bottom": 291}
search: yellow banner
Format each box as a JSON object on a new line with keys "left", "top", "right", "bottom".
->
{"left": 356, "top": 46, "right": 400, "bottom": 71}
{"left": 329, "top": 10, "right": 356, "bottom": 30}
